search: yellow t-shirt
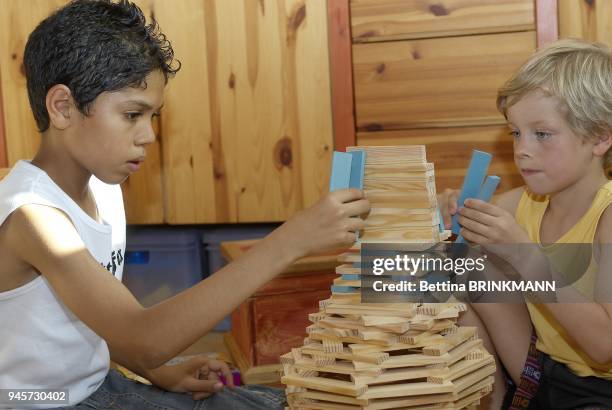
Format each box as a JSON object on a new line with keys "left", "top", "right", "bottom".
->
{"left": 515, "top": 180, "right": 612, "bottom": 379}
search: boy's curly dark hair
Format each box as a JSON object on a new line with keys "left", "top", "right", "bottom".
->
{"left": 24, "top": 0, "right": 180, "bottom": 132}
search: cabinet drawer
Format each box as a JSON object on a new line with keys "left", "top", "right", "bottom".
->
{"left": 351, "top": 0, "right": 535, "bottom": 42}
{"left": 353, "top": 31, "right": 536, "bottom": 131}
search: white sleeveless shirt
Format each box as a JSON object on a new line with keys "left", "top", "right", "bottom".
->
{"left": 0, "top": 161, "right": 126, "bottom": 408}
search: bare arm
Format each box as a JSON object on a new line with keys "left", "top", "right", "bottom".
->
{"left": 535, "top": 206, "right": 612, "bottom": 364}
{"left": 6, "top": 189, "right": 369, "bottom": 371}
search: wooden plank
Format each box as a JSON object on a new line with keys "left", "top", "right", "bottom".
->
{"left": 0, "top": 64, "right": 6, "bottom": 168}
{"left": 353, "top": 31, "right": 536, "bottom": 131}
{"left": 0, "top": 0, "right": 66, "bottom": 166}
{"left": 220, "top": 239, "right": 344, "bottom": 276}
{"left": 535, "top": 0, "right": 558, "bottom": 48}
{"left": 351, "top": 0, "right": 535, "bottom": 43}
{"left": 152, "top": 0, "right": 217, "bottom": 223}
{"left": 357, "top": 125, "right": 523, "bottom": 193}
{"left": 292, "top": 0, "right": 336, "bottom": 210}
{"left": 328, "top": 0, "right": 356, "bottom": 151}
{"left": 558, "top": 0, "right": 612, "bottom": 45}
{"left": 121, "top": 0, "right": 163, "bottom": 224}
{"left": 212, "top": 0, "right": 333, "bottom": 222}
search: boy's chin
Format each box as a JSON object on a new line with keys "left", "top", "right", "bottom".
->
{"left": 95, "top": 172, "right": 129, "bottom": 185}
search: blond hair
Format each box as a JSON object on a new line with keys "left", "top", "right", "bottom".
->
{"left": 497, "top": 38, "right": 612, "bottom": 170}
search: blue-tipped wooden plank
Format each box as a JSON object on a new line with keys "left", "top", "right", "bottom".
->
{"left": 331, "top": 285, "right": 359, "bottom": 293}
{"left": 341, "top": 274, "right": 361, "bottom": 281}
{"left": 476, "top": 175, "right": 501, "bottom": 202}
{"left": 455, "top": 175, "right": 501, "bottom": 244}
{"left": 348, "top": 150, "right": 365, "bottom": 190}
{"left": 329, "top": 151, "right": 352, "bottom": 192}
{"left": 451, "top": 150, "right": 492, "bottom": 234}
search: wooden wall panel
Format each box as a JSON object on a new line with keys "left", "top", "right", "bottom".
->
{"left": 559, "top": 0, "right": 611, "bottom": 45}
{"left": 0, "top": 1, "right": 65, "bottom": 166}
{"left": 119, "top": 0, "right": 164, "bottom": 224}
{"left": 0, "top": 69, "right": 6, "bottom": 168}
{"left": 558, "top": 0, "right": 610, "bottom": 179}
{"left": 120, "top": 116, "right": 164, "bottom": 224}
{"left": 351, "top": 0, "right": 535, "bottom": 43}
{"left": 328, "top": 0, "right": 357, "bottom": 151}
{"left": 358, "top": 125, "right": 521, "bottom": 193}
{"left": 151, "top": 0, "right": 217, "bottom": 224}
{"left": 158, "top": 0, "right": 334, "bottom": 223}
{"left": 353, "top": 31, "right": 536, "bottom": 131}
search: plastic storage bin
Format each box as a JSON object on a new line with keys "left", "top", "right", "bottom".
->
{"left": 122, "top": 227, "right": 203, "bottom": 307}
{"left": 202, "top": 224, "right": 278, "bottom": 330}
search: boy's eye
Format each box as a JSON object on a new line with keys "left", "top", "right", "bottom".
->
{"left": 125, "top": 112, "right": 142, "bottom": 120}
{"left": 535, "top": 131, "right": 552, "bottom": 141}
{"left": 509, "top": 130, "right": 520, "bottom": 138}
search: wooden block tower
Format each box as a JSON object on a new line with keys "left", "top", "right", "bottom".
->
{"left": 281, "top": 146, "right": 495, "bottom": 410}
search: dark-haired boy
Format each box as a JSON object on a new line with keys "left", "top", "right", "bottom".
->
{"left": 0, "top": 1, "right": 369, "bottom": 408}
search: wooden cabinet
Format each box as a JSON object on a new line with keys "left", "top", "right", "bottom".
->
{"left": 329, "top": 0, "right": 563, "bottom": 193}
{"left": 152, "top": 0, "right": 334, "bottom": 224}
{"left": 221, "top": 239, "right": 340, "bottom": 384}
{"left": 352, "top": 0, "right": 538, "bottom": 194}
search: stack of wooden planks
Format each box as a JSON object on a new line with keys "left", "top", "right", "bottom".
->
{"left": 281, "top": 145, "right": 494, "bottom": 409}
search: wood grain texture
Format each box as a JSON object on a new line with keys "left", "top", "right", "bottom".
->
{"left": 351, "top": 0, "right": 535, "bottom": 43}
{"left": 328, "top": 0, "right": 356, "bottom": 151}
{"left": 0, "top": 68, "right": 6, "bottom": 168}
{"left": 353, "top": 31, "right": 536, "bottom": 131}
{"left": 535, "top": 0, "right": 558, "bottom": 48}
{"left": 151, "top": 0, "right": 217, "bottom": 224}
{"left": 0, "top": 0, "right": 65, "bottom": 165}
{"left": 558, "top": 0, "right": 611, "bottom": 45}
{"left": 253, "top": 289, "right": 331, "bottom": 365}
{"left": 120, "top": 0, "right": 164, "bottom": 224}
{"left": 121, "top": 116, "right": 164, "bottom": 224}
{"left": 158, "top": 0, "right": 334, "bottom": 223}
{"left": 357, "top": 125, "right": 522, "bottom": 193}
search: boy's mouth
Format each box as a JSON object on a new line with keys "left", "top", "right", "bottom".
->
{"left": 127, "top": 158, "right": 144, "bottom": 172}
{"left": 520, "top": 168, "right": 541, "bottom": 176}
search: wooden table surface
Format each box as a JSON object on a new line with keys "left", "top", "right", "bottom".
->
{"left": 220, "top": 238, "right": 345, "bottom": 276}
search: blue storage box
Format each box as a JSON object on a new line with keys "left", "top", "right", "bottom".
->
{"left": 122, "top": 227, "right": 203, "bottom": 307}
{"left": 201, "top": 224, "right": 278, "bottom": 330}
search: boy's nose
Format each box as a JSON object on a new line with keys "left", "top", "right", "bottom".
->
{"left": 136, "top": 124, "right": 156, "bottom": 146}
{"left": 514, "top": 137, "right": 532, "bottom": 158}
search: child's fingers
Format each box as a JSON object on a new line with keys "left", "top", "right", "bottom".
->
{"left": 458, "top": 207, "right": 496, "bottom": 227}
{"left": 185, "top": 378, "right": 224, "bottom": 393}
{"left": 464, "top": 198, "right": 504, "bottom": 216}
{"left": 330, "top": 188, "right": 364, "bottom": 203}
{"left": 207, "top": 359, "right": 234, "bottom": 388}
{"left": 342, "top": 198, "right": 370, "bottom": 217}
{"left": 347, "top": 217, "right": 365, "bottom": 232}
{"left": 457, "top": 215, "right": 490, "bottom": 237}
{"left": 460, "top": 228, "right": 488, "bottom": 245}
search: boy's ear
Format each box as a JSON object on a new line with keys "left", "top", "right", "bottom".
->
{"left": 593, "top": 132, "right": 612, "bottom": 157}
{"left": 46, "top": 84, "right": 74, "bottom": 130}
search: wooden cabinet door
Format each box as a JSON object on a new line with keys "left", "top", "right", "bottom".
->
{"left": 152, "top": 0, "right": 335, "bottom": 223}
{"left": 329, "top": 0, "right": 562, "bottom": 193}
